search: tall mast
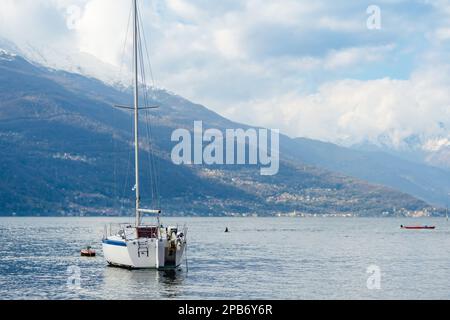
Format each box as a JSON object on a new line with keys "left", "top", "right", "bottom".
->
{"left": 133, "top": 0, "right": 140, "bottom": 227}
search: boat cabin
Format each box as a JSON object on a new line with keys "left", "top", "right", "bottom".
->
{"left": 137, "top": 226, "right": 158, "bottom": 238}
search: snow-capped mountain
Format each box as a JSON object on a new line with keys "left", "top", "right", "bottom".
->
{"left": 3, "top": 37, "right": 449, "bottom": 174}
{"left": 2, "top": 47, "right": 450, "bottom": 212}
{"left": 351, "top": 132, "right": 450, "bottom": 171}
{"left": 3, "top": 49, "right": 441, "bottom": 215}
{"left": 0, "top": 50, "right": 17, "bottom": 62}
{"left": 0, "top": 37, "right": 132, "bottom": 87}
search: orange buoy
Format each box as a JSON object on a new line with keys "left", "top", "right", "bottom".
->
{"left": 81, "top": 246, "right": 96, "bottom": 257}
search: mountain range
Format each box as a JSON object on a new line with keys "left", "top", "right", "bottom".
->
{"left": 0, "top": 48, "right": 448, "bottom": 217}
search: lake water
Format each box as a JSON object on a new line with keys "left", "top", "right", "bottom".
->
{"left": 0, "top": 217, "right": 449, "bottom": 300}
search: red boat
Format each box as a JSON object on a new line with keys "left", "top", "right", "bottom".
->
{"left": 401, "top": 225, "right": 435, "bottom": 230}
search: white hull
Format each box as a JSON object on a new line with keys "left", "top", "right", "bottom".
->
{"left": 102, "top": 229, "right": 186, "bottom": 269}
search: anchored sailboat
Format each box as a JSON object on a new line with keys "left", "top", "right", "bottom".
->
{"left": 102, "top": 0, "right": 187, "bottom": 269}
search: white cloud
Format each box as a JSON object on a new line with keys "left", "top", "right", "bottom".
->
{"left": 434, "top": 27, "right": 450, "bottom": 41}
{"left": 223, "top": 65, "right": 450, "bottom": 150}
{"left": 318, "top": 16, "right": 361, "bottom": 32}
{"left": 213, "top": 28, "right": 245, "bottom": 59}
{"left": 75, "top": 0, "right": 132, "bottom": 67}
{"left": 0, "top": 0, "right": 70, "bottom": 44}
{"left": 166, "top": 0, "right": 203, "bottom": 22}
{"left": 324, "top": 45, "right": 395, "bottom": 70}
{"left": 243, "top": 0, "right": 323, "bottom": 26}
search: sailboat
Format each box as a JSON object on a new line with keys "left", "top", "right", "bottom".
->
{"left": 102, "top": 0, "right": 187, "bottom": 269}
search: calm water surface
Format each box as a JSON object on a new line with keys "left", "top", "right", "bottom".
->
{"left": 0, "top": 217, "right": 449, "bottom": 300}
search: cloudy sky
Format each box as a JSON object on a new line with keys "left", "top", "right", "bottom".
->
{"left": 1, "top": 0, "right": 449, "bottom": 149}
